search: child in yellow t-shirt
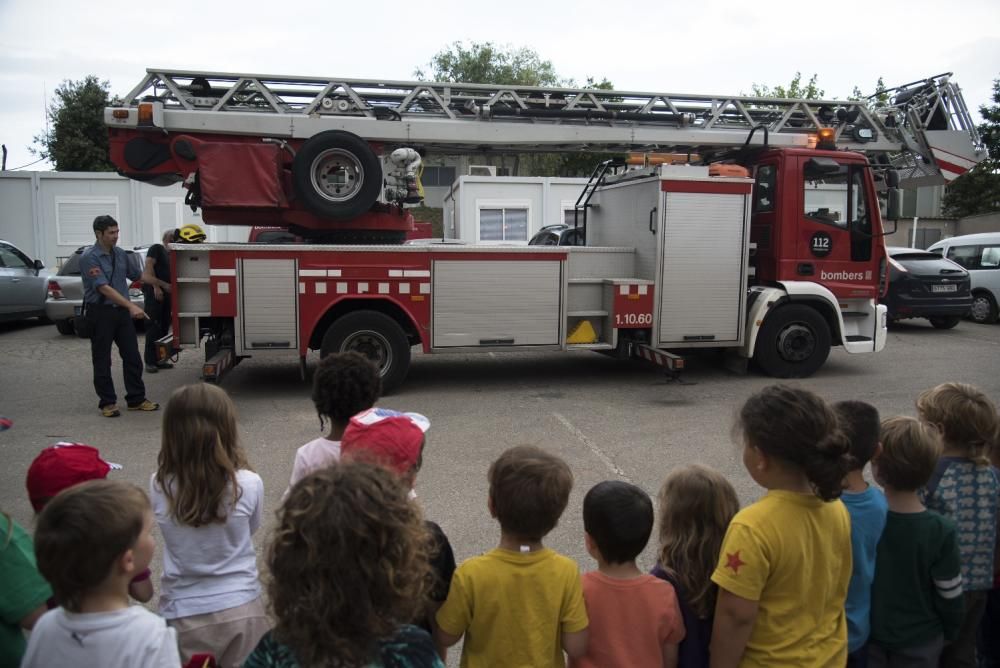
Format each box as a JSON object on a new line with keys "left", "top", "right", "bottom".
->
{"left": 435, "top": 445, "right": 589, "bottom": 668}
{"left": 710, "top": 385, "right": 853, "bottom": 667}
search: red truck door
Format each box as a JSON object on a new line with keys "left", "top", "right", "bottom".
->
{"left": 789, "top": 155, "right": 880, "bottom": 299}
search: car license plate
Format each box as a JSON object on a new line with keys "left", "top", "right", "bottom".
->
{"left": 73, "top": 305, "right": 82, "bottom": 315}
{"left": 931, "top": 284, "right": 957, "bottom": 293}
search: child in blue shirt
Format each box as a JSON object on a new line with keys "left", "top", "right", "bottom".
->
{"left": 834, "top": 400, "right": 889, "bottom": 668}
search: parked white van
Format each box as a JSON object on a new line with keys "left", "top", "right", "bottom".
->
{"left": 927, "top": 232, "right": 1000, "bottom": 324}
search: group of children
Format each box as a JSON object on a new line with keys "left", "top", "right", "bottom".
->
{"left": 1, "top": 351, "right": 998, "bottom": 668}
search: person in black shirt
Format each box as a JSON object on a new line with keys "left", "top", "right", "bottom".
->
{"left": 141, "top": 229, "right": 176, "bottom": 372}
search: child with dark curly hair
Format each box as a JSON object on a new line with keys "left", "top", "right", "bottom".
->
{"left": 435, "top": 445, "right": 588, "bottom": 667}
{"left": 711, "top": 385, "right": 853, "bottom": 667}
{"left": 287, "top": 352, "right": 381, "bottom": 489}
{"left": 244, "top": 461, "right": 443, "bottom": 668}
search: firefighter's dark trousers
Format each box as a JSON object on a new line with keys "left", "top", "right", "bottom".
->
{"left": 89, "top": 304, "right": 146, "bottom": 408}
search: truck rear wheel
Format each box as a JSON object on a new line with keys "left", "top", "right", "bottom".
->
{"left": 320, "top": 311, "right": 410, "bottom": 393}
{"left": 293, "top": 131, "right": 382, "bottom": 220}
{"left": 753, "top": 304, "right": 831, "bottom": 378}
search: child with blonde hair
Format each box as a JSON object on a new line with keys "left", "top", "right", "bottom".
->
{"left": 868, "top": 417, "right": 963, "bottom": 666}
{"left": 152, "top": 383, "right": 269, "bottom": 667}
{"left": 244, "top": 462, "right": 443, "bottom": 667}
{"left": 653, "top": 464, "right": 739, "bottom": 667}
{"left": 711, "top": 384, "right": 853, "bottom": 667}
{"left": 916, "top": 382, "right": 999, "bottom": 667}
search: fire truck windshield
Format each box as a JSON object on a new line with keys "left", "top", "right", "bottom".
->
{"left": 803, "top": 163, "right": 869, "bottom": 232}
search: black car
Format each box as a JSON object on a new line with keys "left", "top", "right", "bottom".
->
{"left": 528, "top": 224, "right": 585, "bottom": 246}
{"left": 884, "top": 246, "right": 971, "bottom": 329}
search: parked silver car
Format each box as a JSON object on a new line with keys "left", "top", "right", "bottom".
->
{"left": 0, "top": 240, "right": 51, "bottom": 324}
{"left": 46, "top": 246, "right": 147, "bottom": 335}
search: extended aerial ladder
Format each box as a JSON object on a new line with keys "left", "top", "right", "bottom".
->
{"left": 106, "top": 69, "right": 985, "bottom": 239}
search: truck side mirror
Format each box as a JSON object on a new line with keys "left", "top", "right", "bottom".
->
{"left": 880, "top": 187, "right": 901, "bottom": 235}
{"left": 886, "top": 169, "right": 900, "bottom": 188}
{"left": 887, "top": 188, "right": 902, "bottom": 221}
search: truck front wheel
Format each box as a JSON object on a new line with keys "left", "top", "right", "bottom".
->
{"left": 320, "top": 311, "right": 411, "bottom": 393}
{"left": 753, "top": 304, "right": 831, "bottom": 378}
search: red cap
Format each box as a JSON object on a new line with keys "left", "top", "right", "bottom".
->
{"left": 340, "top": 407, "right": 429, "bottom": 474}
{"left": 26, "top": 443, "right": 112, "bottom": 512}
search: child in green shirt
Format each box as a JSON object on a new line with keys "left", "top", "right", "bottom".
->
{"left": 868, "top": 417, "right": 964, "bottom": 667}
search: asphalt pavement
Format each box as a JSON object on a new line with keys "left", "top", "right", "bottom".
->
{"left": 1, "top": 316, "right": 998, "bottom": 664}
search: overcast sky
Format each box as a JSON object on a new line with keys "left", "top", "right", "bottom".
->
{"left": 1, "top": 0, "right": 997, "bottom": 170}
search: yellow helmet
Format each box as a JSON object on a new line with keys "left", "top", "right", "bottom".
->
{"left": 176, "top": 223, "right": 206, "bottom": 243}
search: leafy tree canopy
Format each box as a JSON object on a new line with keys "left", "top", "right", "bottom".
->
{"left": 32, "top": 76, "right": 119, "bottom": 171}
{"left": 415, "top": 42, "right": 617, "bottom": 177}
{"left": 415, "top": 41, "right": 563, "bottom": 87}
{"left": 943, "top": 76, "right": 1000, "bottom": 218}
{"left": 751, "top": 72, "right": 825, "bottom": 100}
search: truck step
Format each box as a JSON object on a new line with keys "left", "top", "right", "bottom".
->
{"left": 840, "top": 311, "right": 869, "bottom": 318}
{"left": 566, "top": 343, "right": 614, "bottom": 350}
{"left": 845, "top": 335, "right": 873, "bottom": 342}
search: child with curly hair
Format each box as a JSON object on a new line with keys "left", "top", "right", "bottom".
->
{"left": 244, "top": 461, "right": 443, "bottom": 668}
{"left": 340, "top": 407, "right": 456, "bottom": 659}
{"left": 653, "top": 464, "right": 739, "bottom": 667}
{"left": 916, "top": 383, "right": 999, "bottom": 667}
{"left": 711, "top": 384, "right": 853, "bottom": 667}
{"left": 287, "top": 351, "right": 381, "bottom": 489}
{"left": 151, "top": 383, "right": 269, "bottom": 667}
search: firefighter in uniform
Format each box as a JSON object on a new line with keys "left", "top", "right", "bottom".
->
{"left": 80, "top": 215, "right": 159, "bottom": 417}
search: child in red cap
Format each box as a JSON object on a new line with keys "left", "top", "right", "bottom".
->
{"left": 25, "top": 443, "right": 154, "bottom": 602}
{"left": 340, "top": 408, "right": 430, "bottom": 484}
{"left": 340, "top": 407, "right": 455, "bottom": 661}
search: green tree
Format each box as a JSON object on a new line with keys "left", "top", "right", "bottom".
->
{"left": 943, "top": 76, "right": 1000, "bottom": 217}
{"left": 32, "top": 76, "right": 117, "bottom": 171}
{"left": 416, "top": 43, "right": 617, "bottom": 177}
{"left": 415, "top": 41, "right": 563, "bottom": 87}
{"left": 850, "top": 77, "right": 889, "bottom": 107}
{"left": 751, "top": 72, "right": 825, "bottom": 100}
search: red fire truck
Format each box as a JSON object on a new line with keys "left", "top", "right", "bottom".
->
{"left": 105, "top": 69, "right": 984, "bottom": 390}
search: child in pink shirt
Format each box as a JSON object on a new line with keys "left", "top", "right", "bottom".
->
{"left": 287, "top": 352, "right": 380, "bottom": 489}
{"left": 571, "top": 480, "right": 685, "bottom": 668}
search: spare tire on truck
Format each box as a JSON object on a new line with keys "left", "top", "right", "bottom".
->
{"left": 293, "top": 130, "right": 382, "bottom": 220}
